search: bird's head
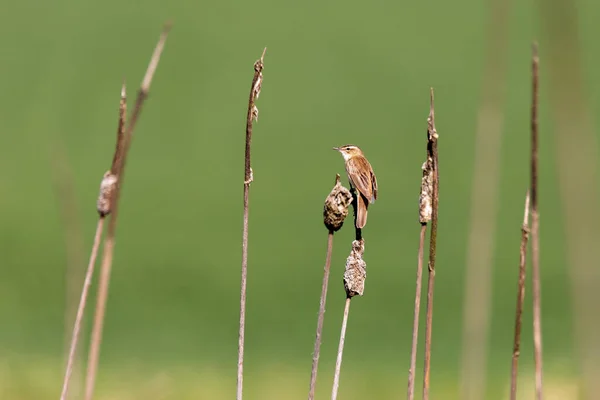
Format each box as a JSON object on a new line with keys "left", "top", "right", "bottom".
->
{"left": 333, "top": 145, "right": 363, "bottom": 161}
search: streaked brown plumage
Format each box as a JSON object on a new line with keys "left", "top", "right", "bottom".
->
{"left": 333, "top": 145, "right": 378, "bottom": 229}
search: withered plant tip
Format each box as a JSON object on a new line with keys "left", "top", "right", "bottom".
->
{"left": 96, "top": 83, "right": 126, "bottom": 218}
{"left": 83, "top": 23, "right": 171, "bottom": 400}
{"left": 120, "top": 23, "right": 171, "bottom": 178}
{"left": 238, "top": 48, "right": 266, "bottom": 400}
{"left": 422, "top": 87, "right": 439, "bottom": 400}
{"left": 110, "top": 82, "right": 127, "bottom": 176}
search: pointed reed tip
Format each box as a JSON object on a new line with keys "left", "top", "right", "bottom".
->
{"left": 428, "top": 87, "right": 435, "bottom": 124}
{"left": 120, "top": 80, "right": 126, "bottom": 98}
{"left": 426, "top": 87, "right": 438, "bottom": 140}
{"left": 163, "top": 19, "right": 174, "bottom": 33}
{"left": 261, "top": 47, "right": 267, "bottom": 62}
{"left": 429, "top": 87, "right": 434, "bottom": 108}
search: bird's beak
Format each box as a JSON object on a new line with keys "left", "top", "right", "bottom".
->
{"left": 332, "top": 147, "right": 340, "bottom": 151}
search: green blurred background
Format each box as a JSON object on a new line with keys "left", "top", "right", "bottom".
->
{"left": 0, "top": 0, "right": 598, "bottom": 398}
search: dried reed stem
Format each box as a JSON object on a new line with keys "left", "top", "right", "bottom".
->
{"left": 409, "top": 113, "right": 436, "bottom": 400}
{"left": 330, "top": 234, "right": 366, "bottom": 399}
{"left": 309, "top": 174, "right": 352, "bottom": 399}
{"left": 422, "top": 88, "right": 439, "bottom": 400}
{"left": 331, "top": 297, "right": 351, "bottom": 400}
{"left": 237, "top": 47, "right": 266, "bottom": 400}
{"left": 60, "top": 77, "right": 129, "bottom": 400}
{"left": 81, "top": 83, "right": 126, "bottom": 400}
{"left": 510, "top": 191, "right": 531, "bottom": 400}
{"left": 84, "top": 23, "right": 171, "bottom": 400}
{"left": 308, "top": 232, "right": 334, "bottom": 400}
{"left": 59, "top": 218, "right": 105, "bottom": 400}
{"left": 530, "top": 43, "right": 544, "bottom": 400}
{"left": 407, "top": 223, "right": 427, "bottom": 400}
{"left": 84, "top": 230, "right": 114, "bottom": 400}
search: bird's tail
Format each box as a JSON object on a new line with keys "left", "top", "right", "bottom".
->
{"left": 356, "top": 193, "right": 369, "bottom": 229}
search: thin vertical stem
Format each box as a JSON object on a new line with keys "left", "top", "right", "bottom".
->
{"left": 510, "top": 191, "right": 531, "bottom": 400}
{"left": 238, "top": 182, "right": 250, "bottom": 400}
{"left": 331, "top": 297, "right": 351, "bottom": 400}
{"left": 238, "top": 47, "right": 266, "bottom": 400}
{"left": 83, "top": 24, "right": 171, "bottom": 400}
{"left": 407, "top": 223, "right": 427, "bottom": 400}
{"left": 84, "top": 233, "right": 114, "bottom": 400}
{"left": 422, "top": 88, "right": 439, "bottom": 400}
{"left": 308, "top": 231, "right": 335, "bottom": 400}
{"left": 530, "top": 43, "right": 544, "bottom": 400}
{"left": 59, "top": 218, "right": 105, "bottom": 400}
{"left": 422, "top": 261, "right": 435, "bottom": 400}
{"left": 62, "top": 81, "right": 127, "bottom": 400}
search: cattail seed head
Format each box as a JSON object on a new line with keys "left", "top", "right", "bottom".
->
{"left": 344, "top": 239, "right": 367, "bottom": 297}
{"left": 97, "top": 171, "right": 118, "bottom": 217}
{"left": 250, "top": 49, "right": 265, "bottom": 123}
{"left": 419, "top": 157, "right": 434, "bottom": 223}
{"left": 324, "top": 174, "right": 353, "bottom": 232}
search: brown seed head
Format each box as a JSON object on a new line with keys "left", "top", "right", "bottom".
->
{"left": 96, "top": 171, "right": 118, "bottom": 217}
{"left": 419, "top": 157, "right": 434, "bottom": 223}
{"left": 344, "top": 239, "right": 366, "bottom": 297}
{"left": 324, "top": 174, "right": 353, "bottom": 232}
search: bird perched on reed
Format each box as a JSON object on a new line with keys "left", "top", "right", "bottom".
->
{"left": 333, "top": 145, "right": 378, "bottom": 229}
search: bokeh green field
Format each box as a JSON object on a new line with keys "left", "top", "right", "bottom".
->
{"left": 0, "top": 0, "right": 598, "bottom": 398}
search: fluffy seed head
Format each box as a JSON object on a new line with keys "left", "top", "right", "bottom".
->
{"left": 97, "top": 171, "right": 118, "bottom": 217}
{"left": 323, "top": 174, "right": 353, "bottom": 232}
{"left": 344, "top": 239, "right": 367, "bottom": 297}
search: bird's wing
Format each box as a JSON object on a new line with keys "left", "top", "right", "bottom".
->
{"left": 371, "top": 168, "right": 378, "bottom": 202}
{"left": 346, "top": 156, "right": 374, "bottom": 202}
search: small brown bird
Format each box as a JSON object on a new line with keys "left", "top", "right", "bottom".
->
{"left": 333, "top": 145, "right": 378, "bottom": 229}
